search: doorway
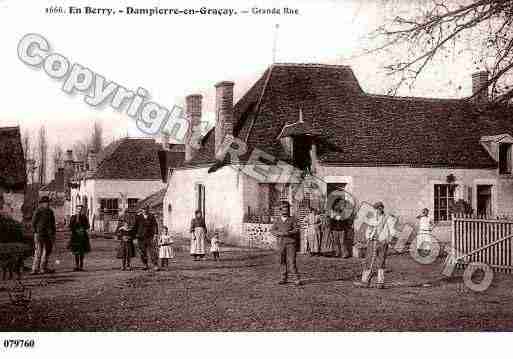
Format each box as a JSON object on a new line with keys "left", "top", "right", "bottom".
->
{"left": 476, "top": 185, "right": 493, "bottom": 217}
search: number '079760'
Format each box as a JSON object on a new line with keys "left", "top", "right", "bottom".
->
{"left": 3, "top": 339, "right": 35, "bottom": 349}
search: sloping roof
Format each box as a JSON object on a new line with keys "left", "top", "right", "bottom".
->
{"left": 0, "top": 127, "right": 26, "bottom": 190}
{"left": 92, "top": 138, "right": 166, "bottom": 180}
{"left": 186, "top": 63, "right": 513, "bottom": 169}
{"left": 276, "top": 110, "right": 322, "bottom": 139}
{"left": 91, "top": 137, "right": 185, "bottom": 181}
{"left": 135, "top": 187, "right": 166, "bottom": 210}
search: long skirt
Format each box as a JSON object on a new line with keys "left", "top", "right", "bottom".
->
{"left": 191, "top": 227, "right": 206, "bottom": 255}
{"left": 68, "top": 231, "right": 91, "bottom": 256}
{"left": 159, "top": 244, "right": 175, "bottom": 259}
{"left": 306, "top": 225, "right": 321, "bottom": 254}
{"left": 416, "top": 231, "right": 433, "bottom": 250}
{"left": 321, "top": 229, "right": 334, "bottom": 254}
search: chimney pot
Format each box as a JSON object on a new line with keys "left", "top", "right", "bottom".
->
{"left": 215, "top": 81, "right": 235, "bottom": 154}
{"left": 472, "top": 71, "right": 489, "bottom": 102}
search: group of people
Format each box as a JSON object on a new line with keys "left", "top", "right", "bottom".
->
{"left": 29, "top": 197, "right": 222, "bottom": 275}
{"left": 31, "top": 196, "right": 91, "bottom": 274}
{"left": 29, "top": 193, "right": 434, "bottom": 289}
{"left": 302, "top": 200, "right": 354, "bottom": 258}
{"left": 272, "top": 200, "right": 434, "bottom": 289}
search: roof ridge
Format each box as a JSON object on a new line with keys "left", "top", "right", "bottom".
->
{"left": 272, "top": 63, "right": 351, "bottom": 69}
{"left": 0, "top": 126, "right": 20, "bottom": 133}
{"left": 365, "top": 93, "right": 465, "bottom": 103}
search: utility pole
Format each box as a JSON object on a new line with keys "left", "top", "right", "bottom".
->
{"left": 272, "top": 24, "right": 279, "bottom": 64}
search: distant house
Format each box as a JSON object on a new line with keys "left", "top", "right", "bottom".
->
{"left": 40, "top": 150, "right": 84, "bottom": 226}
{"left": 164, "top": 63, "right": 513, "bottom": 245}
{"left": 0, "top": 126, "right": 27, "bottom": 223}
{"left": 70, "top": 137, "right": 184, "bottom": 231}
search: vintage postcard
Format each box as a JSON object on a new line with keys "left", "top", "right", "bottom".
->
{"left": 1, "top": 0, "right": 513, "bottom": 356}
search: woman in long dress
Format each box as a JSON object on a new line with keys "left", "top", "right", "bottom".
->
{"left": 305, "top": 207, "right": 321, "bottom": 256}
{"left": 416, "top": 208, "right": 433, "bottom": 253}
{"left": 320, "top": 212, "right": 333, "bottom": 255}
{"left": 68, "top": 204, "right": 91, "bottom": 271}
{"left": 190, "top": 210, "right": 207, "bottom": 261}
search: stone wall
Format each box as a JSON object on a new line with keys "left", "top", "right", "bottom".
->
{"left": 242, "top": 223, "right": 277, "bottom": 249}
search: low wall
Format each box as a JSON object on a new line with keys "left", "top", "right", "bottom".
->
{"left": 242, "top": 223, "right": 277, "bottom": 249}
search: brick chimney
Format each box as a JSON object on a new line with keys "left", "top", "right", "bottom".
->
{"left": 472, "top": 71, "right": 489, "bottom": 103}
{"left": 215, "top": 81, "right": 234, "bottom": 155}
{"left": 185, "top": 94, "right": 203, "bottom": 162}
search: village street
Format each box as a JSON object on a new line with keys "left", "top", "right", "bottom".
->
{"left": 2, "top": 231, "right": 513, "bottom": 331}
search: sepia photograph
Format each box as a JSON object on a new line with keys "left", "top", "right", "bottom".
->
{"left": 1, "top": 0, "right": 513, "bottom": 356}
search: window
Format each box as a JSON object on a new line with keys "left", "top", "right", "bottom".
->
{"left": 100, "top": 198, "right": 119, "bottom": 215}
{"left": 127, "top": 198, "right": 139, "bottom": 211}
{"left": 499, "top": 143, "right": 512, "bottom": 174}
{"left": 195, "top": 183, "right": 205, "bottom": 218}
{"left": 477, "top": 185, "right": 493, "bottom": 217}
{"left": 434, "top": 184, "right": 455, "bottom": 221}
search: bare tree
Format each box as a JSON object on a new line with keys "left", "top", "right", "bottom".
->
{"left": 37, "top": 125, "right": 48, "bottom": 185}
{"left": 369, "top": 0, "right": 513, "bottom": 102}
{"left": 21, "top": 129, "right": 31, "bottom": 162}
{"left": 90, "top": 121, "right": 103, "bottom": 154}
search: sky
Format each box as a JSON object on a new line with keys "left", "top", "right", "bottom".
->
{"left": 0, "top": 0, "right": 482, "bottom": 178}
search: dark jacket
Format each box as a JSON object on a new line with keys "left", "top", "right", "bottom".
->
{"left": 69, "top": 214, "right": 90, "bottom": 241}
{"left": 270, "top": 216, "right": 299, "bottom": 246}
{"left": 32, "top": 206, "right": 56, "bottom": 240}
{"left": 190, "top": 217, "right": 206, "bottom": 232}
{"left": 133, "top": 213, "right": 158, "bottom": 240}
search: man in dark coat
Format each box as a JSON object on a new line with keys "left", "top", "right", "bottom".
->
{"left": 270, "top": 201, "right": 301, "bottom": 286}
{"left": 31, "top": 196, "right": 56, "bottom": 274}
{"left": 133, "top": 206, "right": 159, "bottom": 270}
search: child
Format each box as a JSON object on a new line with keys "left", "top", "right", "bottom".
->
{"left": 210, "top": 231, "right": 220, "bottom": 261}
{"left": 116, "top": 218, "right": 135, "bottom": 271}
{"left": 158, "top": 226, "right": 174, "bottom": 267}
{"left": 416, "top": 208, "right": 433, "bottom": 253}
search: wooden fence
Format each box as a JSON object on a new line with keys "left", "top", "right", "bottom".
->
{"left": 452, "top": 213, "right": 513, "bottom": 273}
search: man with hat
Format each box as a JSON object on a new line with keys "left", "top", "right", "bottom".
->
{"left": 270, "top": 201, "right": 301, "bottom": 286}
{"left": 31, "top": 195, "right": 56, "bottom": 274}
{"left": 133, "top": 204, "right": 159, "bottom": 270}
{"left": 354, "top": 201, "right": 397, "bottom": 289}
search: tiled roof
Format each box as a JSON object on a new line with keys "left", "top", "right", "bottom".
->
{"left": 92, "top": 138, "right": 183, "bottom": 180}
{"left": 0, "top": 127, "right": 26, "bottom": 190}
{"left": 276, "top": 110, "right": 322, "bottom": 139}
{"left": 135, "top": 188, "right": 166, "bottom": 210}
{"left": 186, "top": 63, "right": 513, "bottom": 169}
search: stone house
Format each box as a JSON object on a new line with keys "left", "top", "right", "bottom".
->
{"left": 70, "top": 137, "right": 184, "bottom": 232}
{"left": 0, "top": 126, "right": 26, "bottom": 223}
{"left": 163, "top": 63, "right": 513, "bottom": 245}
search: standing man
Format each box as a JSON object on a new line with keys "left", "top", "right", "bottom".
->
{"left": 354, "top": 202, "right": 397, "bottom": 289}
{"left": 31, "top": 196, "right": 56, "bottom": 274}
{"left": 271, "top": 201, "right": 301, "bottom": 286}
{"left": 133, "top": 205, "right": 159, "bottom": 271}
